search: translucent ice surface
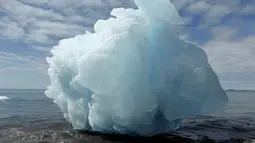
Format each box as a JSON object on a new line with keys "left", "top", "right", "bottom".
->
{"left": 45, "top": 0, "right": 228, "bottom": 136}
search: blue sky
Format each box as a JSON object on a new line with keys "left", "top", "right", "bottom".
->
{"left": 0, "top": 0, "right": 254, "bottom": 89}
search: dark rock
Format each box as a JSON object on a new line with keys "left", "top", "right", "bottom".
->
{"left": 219, "top": 138, "right": 246, "bottom": 143}
{"left": 75, "top": 131, "right": 196, "bottom": 143}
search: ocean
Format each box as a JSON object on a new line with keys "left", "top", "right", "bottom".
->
{"left": 0, "top": 89, "right": 254, "bottom": 143}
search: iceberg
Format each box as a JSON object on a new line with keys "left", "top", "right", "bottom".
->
{"left": 0, "top": 96, "right": 9, "bottom": 100}
{"left": 45, "top": 0, "right": 228, "bottom": 136}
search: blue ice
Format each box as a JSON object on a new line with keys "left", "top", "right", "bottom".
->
{"left": 45, "top": 0, "right": 228, "bottom": 136}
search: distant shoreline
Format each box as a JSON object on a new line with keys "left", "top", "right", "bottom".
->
{"left": 225, "top": 89, "right": 255, "bottom": 92}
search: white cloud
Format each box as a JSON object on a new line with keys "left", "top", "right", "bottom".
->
{"left": 205, "top": 38, "right": 255, "bottom": 73}
{"left": 241, "top": 5, "right": 255, "bottom": 15}
{"left": 170, "top": 0, "right": 196, "bottom": 10}
{"left": 203, "top": 26, "right": 255, "bottom": 75}
{"left": 203, "top": 5, "right": 231, "bottom": 25}
{"left": 32, "top": 20, "right": 89, "bottom": 38}
{"left": 0, "top": 52, "right": 48, "bottom": 75}
{"left": 32, "top": 46, "right": 51, "bottom": 53}
{"left": 207, "top": 0, "right": 241, "bottom": 8}
{"left": 186, "top": 1, "right": 211, "bottom": 14}
{"left": 209, "top": 25, "right": 237, "bottom": 41}
{"left": 0, "top": 0, "right": 64, "bottom": 21}
{"left": 186, "top": 0, "right": 236, "bottom": 26}
{"left": 206, "top": 5, "right": 231, "bottom": 18}
{"left": 0, "top": 0, "right": 120, "bottom": 46}
{"left": 0, "top": 17, "right": 25, "bottom": 40}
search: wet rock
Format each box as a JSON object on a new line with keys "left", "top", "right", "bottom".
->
{"left": 219, "top": 138, "right": 246, "bottom": 143}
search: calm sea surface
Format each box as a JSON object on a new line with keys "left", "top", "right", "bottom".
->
{"left": 0, "top": 89, "right": 254, "bottom": 143}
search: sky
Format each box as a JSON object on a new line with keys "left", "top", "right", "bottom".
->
{"left": 0, "top": 0, "right": 254, "bottom": 90}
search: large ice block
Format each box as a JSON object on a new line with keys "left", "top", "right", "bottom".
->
{"left": 45, "top": 0, "right": 228, "bottom": 136}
